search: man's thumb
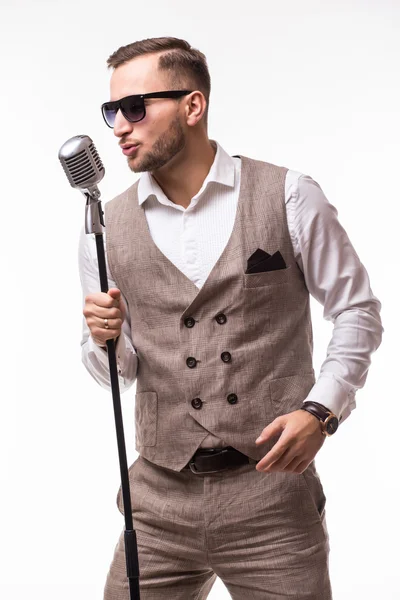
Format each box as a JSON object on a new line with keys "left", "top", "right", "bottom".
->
{"left": 107, "top": 287, "right": 121, "bottom": 299}
{"left": 255, "top": 417, "right": 284, "bottom": 444}
{"left": 107, "top": 288, "right": 126, "bottom": 320}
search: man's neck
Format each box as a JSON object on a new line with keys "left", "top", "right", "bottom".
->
{"left": 151, "top": 139, "right": 217, "bottom": 209}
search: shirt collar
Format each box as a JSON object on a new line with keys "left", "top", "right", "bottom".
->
{"left": 137, "top": 139, "right": 236, "bottom": 207}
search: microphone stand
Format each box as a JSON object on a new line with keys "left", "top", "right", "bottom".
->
{"left": 85, "top": 191, "right": 140, "bottom": 599}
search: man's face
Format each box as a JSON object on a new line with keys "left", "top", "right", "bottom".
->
{"left": 110, "top": 54, "right": 187, "bottom": 173}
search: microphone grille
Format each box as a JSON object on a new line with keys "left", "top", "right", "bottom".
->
{"left": 59, "top": 135, "right": 105, "bottom": 190}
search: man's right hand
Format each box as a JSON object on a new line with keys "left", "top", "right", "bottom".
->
{"left": 83, "top": 287, "right": 127, "bottom": 348}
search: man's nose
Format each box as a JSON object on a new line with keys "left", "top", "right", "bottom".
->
{"left": 113, "top": 109, "right": 134, "bottom": 138}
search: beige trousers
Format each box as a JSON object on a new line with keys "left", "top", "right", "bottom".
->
{"left": 104, "top": 454, "right": 332, "bottom": 599}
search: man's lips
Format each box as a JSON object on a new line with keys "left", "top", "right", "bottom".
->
{"left": 121, "top": 144, "right": 139, "bottom": 156}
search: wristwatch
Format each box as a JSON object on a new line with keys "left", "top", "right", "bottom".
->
{"left": 301, "top": 401, "right": 339, "bottom": 436}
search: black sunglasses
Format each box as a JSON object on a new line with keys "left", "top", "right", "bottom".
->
{"left": 101, "top": 90, "right": 194, "bottom": 128}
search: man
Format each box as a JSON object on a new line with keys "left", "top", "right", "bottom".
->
{"left": 79, "top": 36, "right": 383, "bottom": 599}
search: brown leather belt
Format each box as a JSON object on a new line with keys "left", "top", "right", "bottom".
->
{"left": 183, "top": 446, "right": 255, "bottom": 474}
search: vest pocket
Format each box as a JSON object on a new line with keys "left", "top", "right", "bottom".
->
{"left": 135, "top": 391, "right": 158, "bottom": 447}
{"left": 243, "top": 265, "right": 292, "bottom": 288}
{"left": 269, "top": 373, "right": 316, "bottom": 418}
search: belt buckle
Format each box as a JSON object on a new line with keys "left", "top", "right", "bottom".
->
{"left": 188, "top": 448, "right": 229, "bottom": 474}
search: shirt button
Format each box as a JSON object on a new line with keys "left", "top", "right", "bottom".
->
{"left": 227, "top": 393, "right": 238, "bottom": 404}
{"left": 186, "top": 356, "right": 198, "bottom": 368}
{"left": 184, "top": 317, "right": 196, "bottom": 328}
{"left": 215, "top": 313, "right": 227, "bottom": 324}
{"left": 221, "top": 351, "right": 232, "bottom": 363}
{"left": 191, "top": 397, "right": 203, "bottom": 409}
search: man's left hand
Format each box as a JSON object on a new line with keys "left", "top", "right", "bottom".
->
{"left": 255, "top": 409, "right": 326, "bottom": 474}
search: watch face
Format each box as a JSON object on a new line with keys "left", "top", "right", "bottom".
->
{"left": 326, "top": 416, "right": 339, "bottom": 435}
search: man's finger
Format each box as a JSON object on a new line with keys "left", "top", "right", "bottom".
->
{"left": 255, "top": 416, "right": 285, "bottom": 444}
{"left": 262, "top": 447, "right": 301, "bottom": 472}
{"left": 256, "top": 441, "right": 289, "bottom": 471}
{"left": 282, "top": 456, "right": 306, "bottom": 473}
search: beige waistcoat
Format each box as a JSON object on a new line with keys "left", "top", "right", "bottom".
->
{"left": 104, "top": 155, "right": 315, "bottom": 472}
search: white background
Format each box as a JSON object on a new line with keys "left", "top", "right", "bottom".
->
{"left": 1, "top": 0, "right": 397, "bottom": 598}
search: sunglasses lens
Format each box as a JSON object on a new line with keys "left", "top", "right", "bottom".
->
{"left": 102, "top": 96, "right": 145, "bottom": 127}
{"left": 121, "top": 97, "right": 145, "bottom": 123}
{"left": 103, "top": 105, "right": 117, "bottom": 127}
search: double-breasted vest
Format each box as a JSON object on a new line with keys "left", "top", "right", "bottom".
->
{"left": 104, "top": 155, "right": 315, "bottom": 472}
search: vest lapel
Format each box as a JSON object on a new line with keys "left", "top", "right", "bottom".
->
{"left": 131, "top": 155, "right": 247, "bottom": 319}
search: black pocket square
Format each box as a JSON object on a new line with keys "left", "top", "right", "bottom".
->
{"left": 245, "top": 248, "right": 286, "bottom": 273}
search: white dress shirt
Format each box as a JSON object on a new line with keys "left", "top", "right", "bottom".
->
{"left": 78, "top": 140, "right": 383, "bottom": 424}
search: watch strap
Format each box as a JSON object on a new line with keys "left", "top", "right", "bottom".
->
{"left": 301, "top": 401, "right": 332, "bottom": 421}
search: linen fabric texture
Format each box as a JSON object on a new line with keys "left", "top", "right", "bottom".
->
{"left": 104, "top": 156, "right": 316, "bottom": 472}
{"left": 103, "top": 156, "right": 332, "bottom": 599}
{"left": 104, "top": 455, "right": 331, "bottom": 599}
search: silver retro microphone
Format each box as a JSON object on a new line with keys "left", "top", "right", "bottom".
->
{"left": 58, "top": 134, "right": 141, "bottom": 597}
{"left": 58, "top": 134, "right": 105, "bottom": 234}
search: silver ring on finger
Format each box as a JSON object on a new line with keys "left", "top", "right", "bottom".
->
{"left": 104, "top": 318, "right": 109, "bottom": 329}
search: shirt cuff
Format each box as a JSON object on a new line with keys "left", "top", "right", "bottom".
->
{"left": 114, "top": 333, "right": 132, "bottom": 373}
{"left": 87, "top": 334, "right": 132, "bottom": 373}
{"left": 303, "top": 373, "right": 357, "bottom": 424}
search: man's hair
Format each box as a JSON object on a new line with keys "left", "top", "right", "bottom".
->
{"left": 107, "top": 37, "right": 211, "bottom": 128}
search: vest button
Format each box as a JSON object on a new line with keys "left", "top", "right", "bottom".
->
{"left": 191, "top": 397, "right": 203, "bottom": 409}
{"left": 227, "top": 393, "right": 238, "bottom": 404}
{"left": 184, "top": 317, "right": 195, "bottom": 328}
{"left": 221, "top": 351, "right": 232, "bottom": 363}
{"left": 186, "top": 356, "right": 197, "bottom": 368}
{"left": 215, "top": 313, "right": 227, "bottom": 324}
